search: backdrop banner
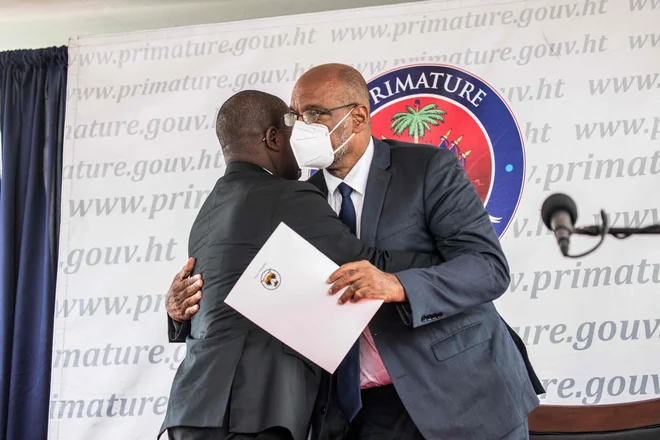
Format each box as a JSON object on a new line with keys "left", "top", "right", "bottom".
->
{"left": 51, "top": 0, "right": 660, "bottom": 438}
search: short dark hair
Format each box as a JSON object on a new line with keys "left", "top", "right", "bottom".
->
{"left": 215, "top": 90, "right": 288, "bottom": 150}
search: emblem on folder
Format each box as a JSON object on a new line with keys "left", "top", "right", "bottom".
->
{"left": 260, "top": 269, "right": 281, "bottom": 290}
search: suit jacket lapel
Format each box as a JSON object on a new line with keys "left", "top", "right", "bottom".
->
{"left": 306, "top": 142, "right": 391, "bottom": 247}
{"left": 361, "top": 138, "right": 392, "bottom": 247}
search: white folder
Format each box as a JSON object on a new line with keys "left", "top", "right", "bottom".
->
{"left": 225, "top": 222, "right": 382, "bottom": 373}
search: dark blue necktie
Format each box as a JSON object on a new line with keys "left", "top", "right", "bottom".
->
{"left": 337, "top": 182, "right": 357, "bottom": 235}
{"left": 335, "top": 182, "right": 362, "bottom": 421}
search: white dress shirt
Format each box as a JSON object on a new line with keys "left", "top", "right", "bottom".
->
{"left": 323, "top": 139, "right": 374, "bottom": 238}
{"left": 322, "top": 138, "right": 392, "bottom": 389}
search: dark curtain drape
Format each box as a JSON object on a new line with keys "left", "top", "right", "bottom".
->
{"left": 0, "top": 47, "right": 67, "bottom": 440}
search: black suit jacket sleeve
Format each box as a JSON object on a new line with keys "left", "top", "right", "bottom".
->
{"left": 395, "top": 151, "right": 511, "bottom": 328}
{"left": 168, "top": 318, "right": 190, "bottom": 343}
{"left": 273, "top": 181, "right": 437, "bottom": 272}
{"left": 165, "top": 180, "right": 438, "bottom": 343}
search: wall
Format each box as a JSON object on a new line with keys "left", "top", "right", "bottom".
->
{"left": 0, "top": 0, "right": 425, "bottom": 52}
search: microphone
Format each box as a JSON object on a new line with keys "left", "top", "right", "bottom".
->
{"left": 541, "top": 193, "right": 578, "bottom": 256}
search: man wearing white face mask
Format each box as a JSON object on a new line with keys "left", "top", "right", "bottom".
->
{"left": 286, "top": 102, "right": 357, "bottom": 170}
{"left": 165, "top": 64, "right": 542, "bottom": 440}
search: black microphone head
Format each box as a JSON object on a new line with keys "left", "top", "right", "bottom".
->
{"left": 541, "top": 193, "right": 578, "bottom": 230}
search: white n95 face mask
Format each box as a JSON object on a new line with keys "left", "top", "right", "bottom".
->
{"left": 289, "top": 108, "right": 355, "bottom": 169}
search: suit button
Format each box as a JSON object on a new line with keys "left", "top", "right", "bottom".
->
{"left": 320, "top": 406, "right": 327, "bottom": 414}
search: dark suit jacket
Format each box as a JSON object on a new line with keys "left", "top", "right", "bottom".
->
{"left": 159, "top": 161, "right": 439, "bottom": 440}
{"left": 309, "top": 138, "right": 541, "bottom": 440}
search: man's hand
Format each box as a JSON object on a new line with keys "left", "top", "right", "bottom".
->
{"left": 166, "top": 257, "right": 203, "bottom": 322}
{"left": 327, "top": 261, "right": 407, "bottom": 305}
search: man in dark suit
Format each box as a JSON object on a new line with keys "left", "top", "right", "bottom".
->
{"left": 159, "top": 89, "right": 439, "bottom": 440}
{"left": 166, "top": 64, "right": 544, "bottom": 439}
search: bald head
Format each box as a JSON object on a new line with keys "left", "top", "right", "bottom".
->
{"left": 215, "top": 90, "right": 288, "bottom": 157}
{"left": 291, "top": 63, "right": 373, "bottom": 179}
{"left": 295, "top": 63, "right": 370, "bottom": 109}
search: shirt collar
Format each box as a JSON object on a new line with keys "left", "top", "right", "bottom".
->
{"left": 323, "top": 137, "right": 374, "bottom": 197}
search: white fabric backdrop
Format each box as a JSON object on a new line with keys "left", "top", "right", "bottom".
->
{"left": 51, "top": 0, "right": 660, "bottom": 438}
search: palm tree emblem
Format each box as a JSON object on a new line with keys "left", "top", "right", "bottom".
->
{"left": 390, "top": 99, "right": 446, "bottom": 144}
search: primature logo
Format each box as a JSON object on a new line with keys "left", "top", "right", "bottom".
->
{"left": 368, "top": 64, "right": 525, "bottom": 238}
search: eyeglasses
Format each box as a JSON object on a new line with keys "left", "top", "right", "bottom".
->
{"left": 283, "top": 103, "right": 358, "bottom": 127}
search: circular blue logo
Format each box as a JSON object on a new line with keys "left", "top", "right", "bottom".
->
{"left": 367, "top": 63, "right": 525, "bottom": 238}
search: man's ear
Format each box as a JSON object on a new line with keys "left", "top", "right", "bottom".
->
{"left": 352, "top": 105, "right": 370, "bottom": 134}
{"left": 264, "top": 126, "right": 280, "bottom": 151}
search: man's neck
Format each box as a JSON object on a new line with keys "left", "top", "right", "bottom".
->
{"left": 327, "top": 167, "right": 350, "bottom": 180}
{"left": 226, "top": 157, "right": 274, "bottom": 175}
{"left": 327, "top": 137, "right": 370, "bottom": 180}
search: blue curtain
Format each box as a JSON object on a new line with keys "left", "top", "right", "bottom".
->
{"left": 0, "top": 47, "right": 67, "bottom": 440}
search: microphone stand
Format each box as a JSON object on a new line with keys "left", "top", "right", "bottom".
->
{"left": 575, "top": 225, "right": 660, "bottom": 236}
{"left": 562, "top": 210, "right": 660, "bottom": 258}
